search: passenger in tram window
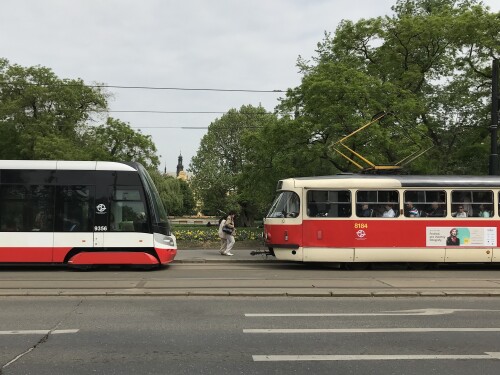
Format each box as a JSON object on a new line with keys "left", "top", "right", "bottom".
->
{"left": 446, "top": 228, "right": 460, "bottom": 246}
{"left": 455, "top": 206, "right": 467, "bottom": 218}
{"left": 374, "top": 205, "right": 385, "bottom": 217}
{"left": 460, "top": 194, "right": 473, "bottom": 217}
{"left": 358, "top": 204, "right": 372, "bottom": 217}
{"left": 427, "top": 202, "right": 444, "bottom": 217}
{"left": 405, "top": 201, "right": 419, "bottom": 217}
{"left": 32, "top": 212, "right": 47, "bottom": 231}
{"left": 307, "top": 202, "right": 318, "bottom": 217}
{"left": 478, "top": 204, "right": 491, "bottom": 218}
{"left": 382, "top": 204, "right": 396, "bottom": 218}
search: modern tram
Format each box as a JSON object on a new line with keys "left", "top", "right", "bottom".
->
{"left": 0, "top": 160, "right": 176, "bottom": 267}
{"left": 264, "top": 174, "right": 500, "bottom": 267}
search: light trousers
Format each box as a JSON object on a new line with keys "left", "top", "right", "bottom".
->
{"left": 226, "top": 235, "right": 235, "bottom": 252}
{"left": 219, "top": 238, "right": 227, "bottom": 253}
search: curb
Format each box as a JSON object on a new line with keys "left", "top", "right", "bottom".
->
{"left": 2, "top": 290, "right": 500, "bottom": 297}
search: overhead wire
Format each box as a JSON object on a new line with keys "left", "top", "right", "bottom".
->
{"left": 0, "top": 81, "right": 285, "bottom": 93}
{"left": 0, "top": 81, "right": 286, "bottom": 130}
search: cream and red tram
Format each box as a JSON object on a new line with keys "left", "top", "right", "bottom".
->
{"left": 264, "top": 174, "right": 500, "bottom": 265}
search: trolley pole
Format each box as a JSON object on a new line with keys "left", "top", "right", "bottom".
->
{"left": 490, "top": 59, "right": 499, "bottom": 175}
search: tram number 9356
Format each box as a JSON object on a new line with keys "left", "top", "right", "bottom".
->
{"left": 354, "top": 223, "right": 368, "bottom": 229}
{"left": 94, "top": 226, "right": 108, "bottom": 232}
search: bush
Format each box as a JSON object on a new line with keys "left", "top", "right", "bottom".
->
{"left": 172, "top": 225, "right": 262, "bottom": 242}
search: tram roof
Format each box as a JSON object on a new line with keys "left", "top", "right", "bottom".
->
{"left": 0, "top": 160, "right": 137, "bottom": 171}
{"left": 285, "top": 174, "right": 500, "bottom": 189}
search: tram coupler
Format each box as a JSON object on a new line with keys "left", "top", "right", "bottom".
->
{"left": 250, "top": 249, "right": 275, "bottom": 257}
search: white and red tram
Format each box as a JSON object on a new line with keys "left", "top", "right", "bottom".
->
{"left": 264, "top": 174, "right": 500, "bottom": 266}
{"left": 0, "top": 160, "right": 176, "bottom": 267}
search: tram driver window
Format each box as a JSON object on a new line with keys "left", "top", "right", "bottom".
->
{"left": 307, "top": 190, "right": 351, "bottom": 218}
{"left": 266, "top": 191, "right": 300, "bottom": 218}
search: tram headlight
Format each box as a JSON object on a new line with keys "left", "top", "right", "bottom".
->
{"left": 164, "top": 236, "right": 175, "bottom": 247}
{"left": 155, "top": 233, "right": 176, "bottom": 247}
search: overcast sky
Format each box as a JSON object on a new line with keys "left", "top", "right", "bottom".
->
{"left": 1, "top": 0, "right": 499, "bottom": 172}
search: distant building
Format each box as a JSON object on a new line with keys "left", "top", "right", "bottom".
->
{"left": 162, "top": 153, "right": 189, "bottom": 181}
{"left": 176, "top": 153, "right": 188, "bottom": 181}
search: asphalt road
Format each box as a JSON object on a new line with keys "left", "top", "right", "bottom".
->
{"left": 2, "top": 297, "right": 500, "bottom": 374}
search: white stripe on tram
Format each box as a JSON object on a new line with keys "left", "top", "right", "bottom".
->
{"left": 252, "top": 352, "right": 500, "bottom": 362}
{"left": 0, "top": 329, "right": 79, "bottom": 335}
{"left": 244, "top": 328, "right": 500, "bottom": 334}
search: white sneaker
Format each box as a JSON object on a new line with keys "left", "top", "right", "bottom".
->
{"left": 225, "top": 252, "right": 234, "bottom": 256}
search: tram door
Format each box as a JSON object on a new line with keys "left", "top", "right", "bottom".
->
{"left": 53, "top": 185, "right": 95, "bottom": 261}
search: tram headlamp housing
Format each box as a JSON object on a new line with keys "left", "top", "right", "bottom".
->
{"left": 154, "top": 233, "right": 176, "bottom": 247}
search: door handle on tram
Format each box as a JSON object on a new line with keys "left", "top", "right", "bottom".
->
{"left": 284, "top": 230, "right": 288, "bottom": 241}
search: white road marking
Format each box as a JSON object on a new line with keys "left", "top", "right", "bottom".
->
{"left": 245, "top": 308, "right": 500, "bottom": 317}
{"left": 252, "top": 352, "right": 500, "bottom": 361}
{"left": 244, "top": 328, "right": 500, "bottom": 333}
{"left": 0, "top": 329, "right": 79, "bottom": 335}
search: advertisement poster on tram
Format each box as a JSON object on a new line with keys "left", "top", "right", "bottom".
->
{"left": 426, "top": 227, "right": 497, "bottom": 247}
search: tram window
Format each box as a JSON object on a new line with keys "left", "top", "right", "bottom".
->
{"left": 356, "top": 190, "right": 399, "bottom": 217}
{"left": 403, "top": 190, "right": 446, "bottom": 217}
{"left": 57, "top": 186, "right": 92, "bottom": 232}
{"left": 451, "top": 190, "right": 493, "bottom": 218}
{"left": 307, "top": 190, "right": 351, "bottom": 218}
{"left": 0, "top": 185, "right": 54, "bottom": 232}
{"left": 266, "top": 191, "right": 300, "bottom": 218}
{"left": 110, "top": 187, "right": 150, "bottom": 232}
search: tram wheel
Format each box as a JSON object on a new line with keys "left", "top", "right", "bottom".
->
{"left": 407, "top": 262, "right": 430, "bottom": 270}
{"left": 344, "top": 262, "right": 371, "bottom": 270}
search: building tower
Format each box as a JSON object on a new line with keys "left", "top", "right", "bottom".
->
{"left": 176, "top": 152, "right": 184, "bottom": 177}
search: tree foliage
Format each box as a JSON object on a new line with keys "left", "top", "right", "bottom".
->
{"left": 189, "top": 105, "right": 277, "bottom": 224}
{"left": 191, "top": 0, "right": 500, "bottom": 220}
{"left": 86, "top": 117, "right": 159, "bottom": 169}
{"left": 276, "top": 0, "right": 499, "bottom": 175}
{"left": 0, "top": 59, "right": 160, "bottom": 169}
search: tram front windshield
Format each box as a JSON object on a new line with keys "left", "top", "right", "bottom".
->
{"left": 138, "top": 165, "right": 171, "bottom": 235}
{"left": 266, "top": 191, "right": 300, "bottom": 218}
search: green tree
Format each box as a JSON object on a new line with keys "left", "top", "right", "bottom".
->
{"left": 148, "top": 170, "right": 183, "bottom": 216}
{"left": 276, "top": 0, "right": 500, "bottom": 175}
{"left": 86, "top": 117, "right": 160, "bottom": 169}
{"left": 0, "top": 58, "right": 107, "bottom": 160}
{"left": 189, "top": 105, "right": 277, "bottom": 224}
{"left": 0, "top": 59, "right": 161, "bottom": 170}
{"left": 178, "top": 179, "right": 196, "bottom": 215}
{"left": 148, "top": 171, "right": 197, "bottom": 216}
